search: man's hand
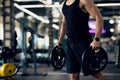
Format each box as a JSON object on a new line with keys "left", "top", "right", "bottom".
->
{"left": 56, "top": 41, "right": 62, "bottom": 47}
{"left": 90, "top": 40, "right": 100, "bottom": 50}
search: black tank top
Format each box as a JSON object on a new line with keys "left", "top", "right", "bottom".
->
{"left": 62, "top": 0, "right": 92, "bottom": 41}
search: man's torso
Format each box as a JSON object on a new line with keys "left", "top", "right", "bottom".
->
{"left": 62, "top": 0, "right": 92, "bottom": 41}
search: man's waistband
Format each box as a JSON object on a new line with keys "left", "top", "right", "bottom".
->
{"left": 67, "top": 34, "right": 92, "bottom": 43}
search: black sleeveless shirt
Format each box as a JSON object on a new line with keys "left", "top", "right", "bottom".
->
{"left": 62, "top": 0, "right": 92, "bottom": 41}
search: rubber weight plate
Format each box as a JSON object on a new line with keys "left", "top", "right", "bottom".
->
{"left": 51, "top": 46, "right": 66, "bottom": 69}
{"left": 0, "top": 63, "right": 16, "bottom": 76}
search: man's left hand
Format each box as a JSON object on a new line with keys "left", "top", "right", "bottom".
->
{"left": 90, "top": 40, "right": 100, "bottom": 50}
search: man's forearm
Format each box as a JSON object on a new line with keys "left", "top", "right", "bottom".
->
{"left": 58, "top": 22, "right": 66, "bottom": 43}
{"left": 95, "top": 17, "right": 103, "bottom": 39}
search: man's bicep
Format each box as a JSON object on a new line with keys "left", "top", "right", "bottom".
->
{"left": 62, "top": 15, "right": 66, "bottom": 23}
{"left": 84, "top": 0, "right": 102, "bottom": 18}
{"left": 87, "top": 5, "right": 101, "bottom": 18}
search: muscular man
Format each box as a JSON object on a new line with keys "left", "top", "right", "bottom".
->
{"left": 57, "top": 0, "right": 104, "bottom": 80}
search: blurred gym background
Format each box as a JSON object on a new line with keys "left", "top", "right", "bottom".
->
{"left": 0, "top": 0, "right": 120, "bottom": 80}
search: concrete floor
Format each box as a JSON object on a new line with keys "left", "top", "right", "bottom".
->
{"left": 12, "top": 63, "right": 120, "bottom": 80}
{"left": 1, "top": 51, "right": 119, "bottom": 80}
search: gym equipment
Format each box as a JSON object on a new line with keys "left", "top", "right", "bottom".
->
{"left": 0, "top": 63, "right": 16, "bottom": 76}
{"left": 0, "top": 63, "right": 21, "bottom": 79}
{"left": 115, "top": 40, "right": 120, "bottom": 67}
{"left": 1, "top": 47, "right": 16, "bottom": 59}
{"left": 51, "top": 46, "right": 66, "bottom": 70}
{"left": 82, "top": 47, "right": 108, "bottom": 76}
{"left": 0, "top": 46, "right": 21, "bottom": 79}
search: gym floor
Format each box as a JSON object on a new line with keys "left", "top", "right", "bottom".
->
{"left": 13, "top": 63, "right": 120, "bottom": 80}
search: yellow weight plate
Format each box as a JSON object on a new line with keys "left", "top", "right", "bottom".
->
{"left": 0, "top": 63, "right": 16, "bottom": 76}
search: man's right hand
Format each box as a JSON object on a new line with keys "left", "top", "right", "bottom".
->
{"left": 56, "top": 42, "right": 62, "bottom": 47}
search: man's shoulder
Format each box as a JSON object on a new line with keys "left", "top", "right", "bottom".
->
{"left": 61, "top": 0, "right": 66, "bottom": 6}
{"left": 80, "top": 0, "right": 94, "bottom": 5}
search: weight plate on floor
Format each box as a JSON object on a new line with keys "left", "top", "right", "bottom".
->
{"left": 0, "top": 63, "right": 16, "bottom": 77}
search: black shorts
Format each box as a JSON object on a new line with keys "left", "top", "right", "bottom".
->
{"left": 66, "top": 38, "right": 92, "bottom": 75}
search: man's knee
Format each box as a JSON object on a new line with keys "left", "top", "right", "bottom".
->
{"left": 92, "top": 72, "right": 105, "bottom": 80}
{"left": 69, "top": 73, "right": 80, "bottom": 80}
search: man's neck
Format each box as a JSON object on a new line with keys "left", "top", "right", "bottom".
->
{"left": 67, "top": 0, "right": 75, "bottom": 3}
